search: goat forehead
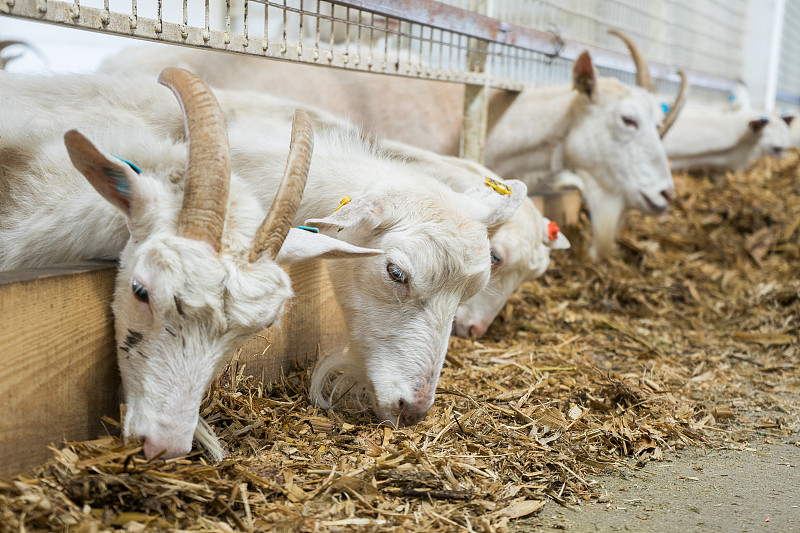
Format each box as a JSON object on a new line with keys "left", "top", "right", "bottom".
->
{"left": 621, "top": 95, "right": 655, "bottom": 118}
{"left": 762, "top": 120, "right": 789, "bottom": 143}
{"left": 132, "top": 238, "right": 227, "bottom": 306}
{"left": 386, "top": 216, "right": 488, "bottom": 274}
{"left": 595, "top": 81, "right": 657, "bottom": 116}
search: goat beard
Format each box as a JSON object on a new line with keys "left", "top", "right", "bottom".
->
{"left": 308, "top": 348, "right": 375, "bottom": 415}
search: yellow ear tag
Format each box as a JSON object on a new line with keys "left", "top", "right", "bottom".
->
{"left": 332, "top": 195, "right": 352, "bottom": 213}
{"left": 485, "top": 176, "right": 512, "bottom": 195}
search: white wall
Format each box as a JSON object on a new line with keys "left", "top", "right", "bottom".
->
{"left": 742, "top": 0, "right": 785, "bottom": 111}
{"left": 0, "top": 17, "right": 146, "bottom": 74}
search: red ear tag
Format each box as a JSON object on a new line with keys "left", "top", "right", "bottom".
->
{"left": 548, "top": 221, "right": 560, "bottom": 241}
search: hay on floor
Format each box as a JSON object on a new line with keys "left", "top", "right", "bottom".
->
{"left": 2, "top": 153, "right": 798, "bottom": 533}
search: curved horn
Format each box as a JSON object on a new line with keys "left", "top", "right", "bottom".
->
{"left": 0, "top": 40, "right": 26, "bottom": 69}
{"left": 0, "top": 40, "right": 26, "bottom": 54}
{"left": 158, "top": 67, "right": 230, "bottom": 252}
{"left": 608, "top": 29, "right": 654, "bottom": 92}
{"left": 659, "top": 71, "right": 689, "bottom": 138}
{"left": 250, "top": 109, "right": 314, "bottom": 262}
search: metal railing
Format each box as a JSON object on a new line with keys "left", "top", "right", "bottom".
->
{"left": 0, "top": 0, "right": 562, "bottom": 90}
{"left": 777, "top": 0, "right": 800, "bottom": 111}
{"left": 1, "top": 0, "right": 750, "bottom": 163}
{"left": 441, "top": 0, "right": 744, "bottom": 104}
{"left": 1, "top": 0, "right": 737, "bottom": 101}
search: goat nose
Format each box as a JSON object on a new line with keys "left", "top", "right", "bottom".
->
{"left": 143, "top": 437, "right": 189, "bottom": 460}
{"left": 397, "top": 399, "right": 429, "bottom": 427}
{"left": 398, "top": 408, "right": 428, "bottom": 427}
{"left": 468, "top": 322, "right": 488, "bottom": 339}
{"left": 660, "top": 189, "right": 675, "bottom": 204}
{"left": 773, "top": 146, "right": 784, "bottom": 156}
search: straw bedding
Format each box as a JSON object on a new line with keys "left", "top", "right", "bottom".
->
{"left": 2, "top": 153, "right": 798, "bottom": 532}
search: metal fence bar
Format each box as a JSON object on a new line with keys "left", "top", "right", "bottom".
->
{"left": 776, "top": 0, "right": 800, "bottom": 112}
{"left": 1, "top": 0, "right": 739, "bottom": 102}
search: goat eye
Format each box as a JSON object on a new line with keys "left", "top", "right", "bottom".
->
{"left": 132, "top": 279, "right": 149, "bottom": 304}
{"left": 490, "top": 249, "right": 503, "bottom": 266}
{"left": 387, "top": 263, "right": 408, "bottom": 284}
{"left": 622, "top": 116, "right": 638, "bottom": 128}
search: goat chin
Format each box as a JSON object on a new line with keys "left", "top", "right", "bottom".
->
{"left": 309, "top": 349, "right": 373, "bottom": 415}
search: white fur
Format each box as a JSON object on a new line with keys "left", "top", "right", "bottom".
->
{"left": 0, "top": 72, "right": 379, "bottom": 460}
{"left": 663, "top": 106, "right": 792, "bottom": 171}
{"left": 377, "top": 140, "right": 570, "bottom": 338}
{"left": 227, "top": 119, "right": 522, "bottom": 425}
{"left": 160, "top": 86, "right": 570, "bottom": 340}
{"left": 1, "top": 72, "right": 523, "bottom": 431}
{"left": 99, "top": 46, "right": 673, "bottom": 259}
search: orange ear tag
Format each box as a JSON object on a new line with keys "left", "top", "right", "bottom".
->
{"left": 548, "top": 220, "right": 560, "bottom": 241}
{"left": 332, "top": 195, "right": 352, "bottom": 213}
{"left": 485, "top": 176, "right": 512, "bottom": 195}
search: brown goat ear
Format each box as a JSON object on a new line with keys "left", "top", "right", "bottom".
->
{"left": 573, "top": 51, "right": 596, "bottom": 101}
{"left": 748, "top": 118, "right": 769, "bottom": 134}
{"left": 782, "top": 115, "right": 795, "bottom": 126}
{"left": 64, "top": 129, "right": 141, "bottom": 217}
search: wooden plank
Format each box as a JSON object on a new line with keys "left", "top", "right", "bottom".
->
{"left": 0, "top": 261, "right": 119, "bottom": 478}
{"left": 531, "top": 188, "right": 583, "bottom": 228}
{"left": 235, "top": 260, "right": 348, "bottom": 384}
{"left": 0, "top": 189, "right": 575, "bottom": 478}
{"left": 0, "top": 259, "right": 345, "bottom": 477}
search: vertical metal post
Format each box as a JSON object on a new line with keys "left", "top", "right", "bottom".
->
{"left": 459, "top": 38, "right": 489, "bottom": 163}
{"left": 742, "top": 0, "right": 785, "bottom": 111}
{"left": 459, "top": 0, "right": 491, "bottom": 164}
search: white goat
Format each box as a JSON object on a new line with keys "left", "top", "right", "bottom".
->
{"left": 663, "top": 107, "right": 793, "bottom": 171}
{"left": 223, "top": 116, "right": 527, "bottom": 426}
{"left": 788, "top": 115, "right": 800, "bottom": 150}
{"left": 211, "top": 90, "right": 570, "bottom": 339}
{"left": 0, "top": 69, "right": 380, "bottom": 460}
{"left": 100, "top": 30, "right": 686, "bottom": 259}
{"left": 0, "top": 40, "right": 34, "bottom": 70}
{"left": 376, "top": 140, "right": 570, "bottom": 338}
{"left": 1, "top": 70, "right": 525, "bottom": 430}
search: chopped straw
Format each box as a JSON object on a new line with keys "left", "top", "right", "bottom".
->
{"left": 2, "top": 153, "right": 799, "bottom": 532}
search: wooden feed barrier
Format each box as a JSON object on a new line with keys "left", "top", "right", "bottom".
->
{"left": 0, "top": 192, "right": 579, "bottom": 477}
{"left": 0, "top": 0, "right": 725, "bottom": 479}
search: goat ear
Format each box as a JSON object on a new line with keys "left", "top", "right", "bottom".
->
{"left": 573, "top": 51, "right": 596, "bottom": 100}
{"left": 748, "top": 118, "right": 769, "bottom": 134}
{"left": 541, "top": 217, "right": 571, "bottom": 250}
{"left": 460, "top": 178, "right": 527, "bottom": 229}
{"left": 782, "top": 115, "right": 795, "bottom": 126}
{"left": 64, "top": 129, "right": 141, "bottom": 217}
{"left": 304, "top": 193, "right": 384, "bottom": 237}
{"left": 275, "top": 227, "right": 383, "bottom": 265}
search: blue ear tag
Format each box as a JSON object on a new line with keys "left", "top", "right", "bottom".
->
{"left": 661, "top": 102, "right": 669, "bottom": 114}
{"left": 297, "top": 226, "right": 319, "bottom": 233}
{"left": 728, "top": 92, "right": 736, "bottom": 102}
{"left": 111, "top": 155, "right": 142, "bottom": 174}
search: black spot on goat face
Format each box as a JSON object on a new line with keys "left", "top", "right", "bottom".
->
{"left": 124, "top": 330, "right": 143, "bottom": 348}
{"left": 174, "top": 295, "right": 185, "bottom": 316}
